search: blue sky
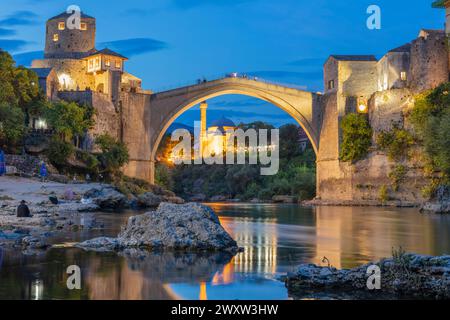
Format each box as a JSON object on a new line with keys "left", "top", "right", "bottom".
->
{"left": 0, "top": 0, "right": 444, "bottom": 127}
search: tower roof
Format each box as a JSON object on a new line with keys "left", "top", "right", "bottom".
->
{"left": 48, "top": 11, "right": 95, "bottom": 21}
{"left": 84, "top": 48, "right": 128, "bottom": 60}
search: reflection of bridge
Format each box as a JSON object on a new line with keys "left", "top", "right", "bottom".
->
{"left": 149, "top": 77, "right": 322, "bottom": 162}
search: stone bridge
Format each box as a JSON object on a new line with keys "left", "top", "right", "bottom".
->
{"left": 146, "top": 77, "right": 323, "bottom": 181}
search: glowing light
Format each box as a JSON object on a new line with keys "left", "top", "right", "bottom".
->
{"left": 358, "top": 104, "right": 368, "bottom": 113}
{"left": 58, "top": 73, "right": 73, "bottom": 90}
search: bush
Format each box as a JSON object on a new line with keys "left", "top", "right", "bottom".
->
{"left": 340, "top": 113, "right": 372, "bottom": 163}
{"left": 46, "top": 138, "right": 74, "bottom": 166}
{"left": 0, "top": 103, "right": 26, "bottom": 147}
{"left": 379, "top": 185, "right": 389, "bottom": 204}
{"left": 95, "top": 134, "right": 129, "bottom": 176}
{"left": 376, "top": 125, "right": 414, "bottom": 161}
{"left": 388, "top": 164, "right": 407, "bottom": 192}
{"left": 410, "top": 83, "right": 450, "bottom": 176}
{"left": 76, "top": 150, "right": 99, "bottom": 171}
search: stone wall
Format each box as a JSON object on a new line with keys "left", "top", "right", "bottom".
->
{"left": 409, "top": 30, "right": 449, "bottom": 92}
{"left": 119, "top": 92, "right": 153, "bottom": 181}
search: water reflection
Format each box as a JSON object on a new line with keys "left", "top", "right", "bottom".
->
{"left": 0, "top": 204, "right": 449, "bottom": 300}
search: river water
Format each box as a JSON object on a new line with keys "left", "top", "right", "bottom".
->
{"left": 0, "top": 204, "right": 449, "bottom": 300}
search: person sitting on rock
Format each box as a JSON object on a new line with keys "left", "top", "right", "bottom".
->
{"left": 17, "top": 200, "right": 31, "bottom": 218}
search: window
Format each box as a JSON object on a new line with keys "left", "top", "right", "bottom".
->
{"left": 115, "top": 60, "right": 122, "bottom": 69}
{"left": 400, "top": 71, "right": 407, "bottom": 81}
{"left": 80, "top": 22, "right": 87, "bottom": 31}
{"left": 53, "top": 34, "right": 59, "bottom": 42}
{"left": 89, "top": 59, "right": 94, "bottom": 69}
{"left": 105, "top": 59, "right": 111, "bottom": 67}
{"left": 58, "top": 22, "right": 65, "bottom": 30}
{"left": 95, "top": 57, "right": 100, "bottom": 68}
{"left": 328, "top": 80, "right": 335, "bottom": 90}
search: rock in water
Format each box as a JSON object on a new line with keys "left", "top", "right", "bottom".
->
{"left": 118, "top": 202, "right": 238, "bottom": 252}
{"left": 137, "top": 192, "right": 162, "bottom": 208}
{"left": 83, "top": 187, "right": 127, "bottom": 209}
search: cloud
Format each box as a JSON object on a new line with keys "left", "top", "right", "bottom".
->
{"left": 12, "top": 50, "right": 43, "bottom": 66}
{"left": 0, "top": 39, "right": 29, "bottom": 52}
{"left": 0, "top": 11, "right": 39, "bottom": 27}
{"left": 99, "top": 38, "right": 168, "bottom": 57}
{"left": 0, "top": 28, "right": 16, "bottom": 36}
{"left": 172, "top": 0, "right": 253, "bottom": 10}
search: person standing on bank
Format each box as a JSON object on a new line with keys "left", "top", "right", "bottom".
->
{"left": 17, "top": 200, "right": 31, "bottom": 218}
{"left": 39, "top": 161, "right": 48, "bottom": 182}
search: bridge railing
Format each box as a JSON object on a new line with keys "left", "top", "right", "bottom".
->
{"left": 152, "top": 73, "right": 309, "bottom": 93}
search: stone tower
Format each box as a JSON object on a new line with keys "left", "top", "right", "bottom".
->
{"left": 44, "top": 11, "right": 96, "bottom": 59}
{"left": 433, "top": 0, "right": 450, "bottom": 70}
{"left": 199, "top": 101, "right": 208, "bottom": 156}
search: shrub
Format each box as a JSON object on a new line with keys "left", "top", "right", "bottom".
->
{"left": 340, "top": 113, "right": 372, "bottom": 163}
{"left": 376, "top": 125, "right": 414, "bottom": 161}
{"left": 0, "top": 103, "right": 26, "bottom": 147}
{"left": 76, "top": 150, "right": 99, "bottom": 171}
{"left": 379, "top": 185, "right": 389, "bottom": 204}
{"left": 46, "top": 138, "right": 74, "bottom": 166}
{"left": 410, "top": 83, "right": 450, "bottom": 176}
{"left": 388, "top": 164, "right": 407, "bottom": 192}
{"left": 95, "top": 134, "right": 129, "bottom": 176}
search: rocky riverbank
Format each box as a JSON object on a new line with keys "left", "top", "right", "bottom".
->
{"left": 285, "top": 252, "right": 450, "bottom": 299}
{"left": 77, "top": 202, "right": 240, "bottom": 253}
{"left": 0, "top": 176, "right": 184, "bottom": 253}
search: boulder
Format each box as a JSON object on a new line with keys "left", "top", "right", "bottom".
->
{"left": 272, "top": 195, "right": 297, "bottom": 203}
{"left": 76, "top": 237, "right": 121, "bottom": 252}
{"left": 137, "top": 192, "right": 162, "bottom": 208}
{"left": 421, "top": 185, "right": 450, "bottom": 214}
{"left": 83, "top": 187, "right": 127, "bottom": 209}
{"left": 164, "top": 196, "right": 185, "bottom": 204}
{"left": 119, "top": 202, "right": 238, "bottom": 251}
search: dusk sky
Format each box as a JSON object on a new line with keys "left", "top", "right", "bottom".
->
{"left": 0, "top": 0, "right": 443, "bottom": 127}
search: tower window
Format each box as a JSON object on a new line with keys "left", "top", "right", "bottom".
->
{"left": 328, "top": 80, "right": 335, "bottom": 90}
{"left": 80, "top": 23, "right": 87, "bottom": 31}
{"left": 53, "top": 34, "right": 59, "bottom": 42}
{"left": 58, "top": 22, "right": 65, "bottom": 30}
{"left": 105, "top": 59, "right": 111, "bottom": 67}
{"left": 115, "top": 61, "right": 121, "bottom": 69}
{"left": 400, "top": 71, "right": 407, "bottom": 81}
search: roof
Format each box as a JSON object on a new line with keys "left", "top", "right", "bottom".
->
{"left": 388, "top": 43, "right": 411, "bottom": 53}
{"left": 30, "top": 68, "right": 53, "bottom": 78}
{"left": 432, "top": 0, "right": 450, "bottom": 8}
{"left": 84, "top": 48, "right": 128, "bottom": 60}
{"left": 48, "top": 11, "right": 95, "bottom": 21}
{"left": 329, "top": 55, "right": 378, "bottom": 62}
{"left": 210, "top": 117, "right": 236, "bottom": 129}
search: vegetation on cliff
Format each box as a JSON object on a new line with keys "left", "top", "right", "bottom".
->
{"left": 340, "top": 113, "right": 373, "bottom": 163}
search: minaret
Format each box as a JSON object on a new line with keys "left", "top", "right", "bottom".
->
{"left": 200, "top": 101, "right": 208, "bottom": 156}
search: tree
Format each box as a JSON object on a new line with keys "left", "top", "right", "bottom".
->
{"left": 340, "top": 113, "right": 372, "bottom": 162}
{"left": 45, "top": 101, "right": 93, "bottom": 141}
{"left": 0, "top": 51, "right": 17, "bottom": 106}
{"left": 0, "top": 103, "right": 26, "bottom": 146}
{"left": 95, "top": 134, "right": 129, "bottom": 175}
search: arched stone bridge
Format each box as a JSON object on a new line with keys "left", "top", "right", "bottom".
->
{"left": 146, "top": 77, "right": 323, "bottom": 180}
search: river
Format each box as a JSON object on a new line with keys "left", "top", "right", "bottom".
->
{"left": 0, "top": 204, "right": 449, "bottom": 300}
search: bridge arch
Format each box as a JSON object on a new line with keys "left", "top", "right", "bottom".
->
{"left": 142, "top": 78, "right": 322, "bottom": 183}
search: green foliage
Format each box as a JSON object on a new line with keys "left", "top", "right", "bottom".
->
{"left": 155, "top": 162, "right": 173, "bottom": 190}
{"left": 76, "top": 150, "right": 99, "bottom": 171}
{"left": 0, "top": 103, "right": 26, "bottom": 146}
{"left": 46, "top": 138, "right": 75, "bottom": 166}
{"left": 376, "top": 124, "right": 414, "bottom": 161}
{"left": 379, "top": 185, "right": 389, "bottom": 204}
{"left": 340, "top": 113, "right": 372, "bottom": 162}
{"left": 410, "top": 83, "right": 450, "bottom": 176}
{"left": 44, "top": 101, "right": 93, "bottom": 141}
{"left": 95, "top": 134, "right": 129, "bottom": 175}
{"left": 0, "top": 51, "right": 17, "bottom": 106}
{"left": 388, "top": 164, "right": 407, "bottom": 192}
